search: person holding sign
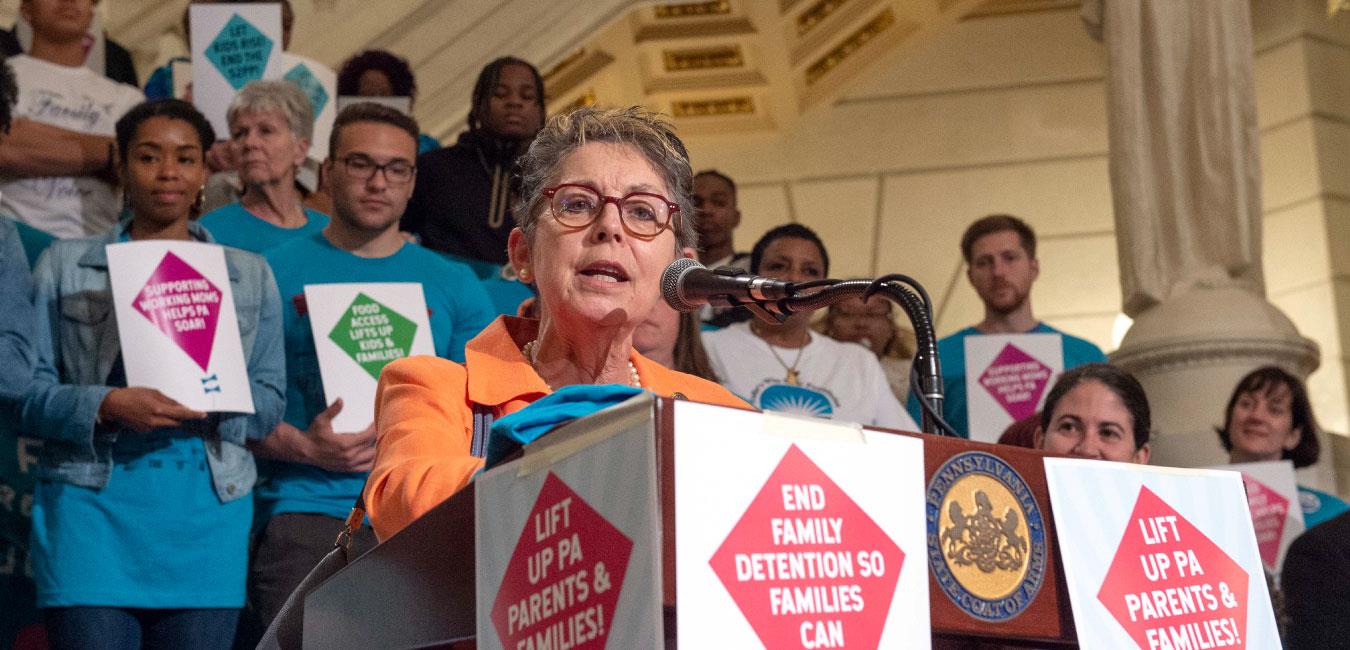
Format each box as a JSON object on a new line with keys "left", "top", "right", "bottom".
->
{"left": 246, "top": 102, "right": 495, "bottom": 632}
{"left": 22, "top": 99, "right": 284, "bottom": 650}
{"left": 198, "top": 80, "right": 329, "bottom": 253}
{"left": 907, "top": 215, "right": 1107, "bottom": 438}
{"left": 1216, "top": 366, "right": 1348, "bottom": 528}
{"left": 1034, "top": 363, "right": 1151, "bottom": 464}
{"left": 365, "top": 107, "right": 749, "bottom": 541}
{"left": 702, "top": 224, "right": 916, "bottom": 430}
{"left": 335, "top": 49, "right": 441, "bottom": 155}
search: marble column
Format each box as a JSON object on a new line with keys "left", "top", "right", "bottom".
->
{"left": 1084, "top": 0, "right": 1321, "bottom": 468}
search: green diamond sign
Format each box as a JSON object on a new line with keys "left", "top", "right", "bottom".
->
{"left": 328, "top": 293, "right": 418, "bottom": 380}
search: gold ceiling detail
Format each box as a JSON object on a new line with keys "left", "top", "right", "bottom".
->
{"left": 543, "top": 49, "right": 587, "bottom": 84}
{"left": 805, "top": 8, "right": 894, "bottom": 85}
{"left": 569, "top": 89, "right": 597, "bottom": 110}
{"left": 663, "top": 45, "right": 745, "bottom": 72}
{"left": 796, "top": 0, "right": 849, "bottom": 36}
{"left": 654, "top": 1, "right": 732, "bottom": 19}
{"left": 671, "top": 96, "right": 755, "bottom": 117}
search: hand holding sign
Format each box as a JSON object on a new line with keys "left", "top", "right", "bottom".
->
{"left": 98, "top": 387, "right": 207, "bottom": 433}
{"left": 267, "top": 399, "right": 376, "bottom": 473}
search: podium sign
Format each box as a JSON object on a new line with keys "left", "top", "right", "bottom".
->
{"left": 673, "top": 403, "right": 931, "bottom": 649}
{"left": 1044, "top": 459, "right": 1280, "bottom": 649}
{"left": 474, "top": 396, "right": 663, "bottom": 650}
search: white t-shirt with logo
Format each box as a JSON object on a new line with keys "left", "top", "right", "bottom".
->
{"left": 703, "top": 321, "right": 918, "bottom": 431}
{"left": 1, "top": 55, "right": 144, "bottom": 238}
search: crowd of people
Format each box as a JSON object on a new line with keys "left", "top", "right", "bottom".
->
{"left": 0, "top": 0, "right": 1346, "bottom": 648}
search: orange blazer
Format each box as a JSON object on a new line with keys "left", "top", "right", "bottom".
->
{"left": 365, "top": 316, "right": 749, "bottom": 541}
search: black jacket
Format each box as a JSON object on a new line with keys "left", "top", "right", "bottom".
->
{"left": 402, "top": 130, "right": 523, "bottom": 266}
{"left": 0, "top": 29, "right": 138, "bottom": 87}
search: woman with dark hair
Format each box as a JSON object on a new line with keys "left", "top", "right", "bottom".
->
{"left": 23, "top": 99, "right": 284, "bottom": 649}
{"left": 1217, "top": 366, "right": 1348, "bottom": 528}
{"left": 701, "top": 223, "right": 915, "bottom": 429}
{"left": 401, "top": 56, "right": 546, "bottom": 274}
{"left": 335, "top": 48, "right": 441, "bottom": 154}
{"left": 1034, "top": 363, "right": 1151, "bottom": 464}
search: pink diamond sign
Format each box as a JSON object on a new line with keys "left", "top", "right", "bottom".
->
{"left": 978, "top": 343, "right": 1053, "bottom": 420}
{"left": 132, "top": 251, "right": 222, "bottom": 371}
{"left": 1240, "top": 474, "right": 1290, "bottom": 571}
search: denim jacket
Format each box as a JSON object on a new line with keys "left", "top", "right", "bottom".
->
{"left": 22, "top": 220, "right": 285, "bottom": 502}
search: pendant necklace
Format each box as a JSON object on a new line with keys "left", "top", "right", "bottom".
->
{"left": 754, "top": 324, "right": 808, "bottom": 386}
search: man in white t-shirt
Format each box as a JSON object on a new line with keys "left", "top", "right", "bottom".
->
{"left": 0, "top": 0, "right": 143, "bottom": 238}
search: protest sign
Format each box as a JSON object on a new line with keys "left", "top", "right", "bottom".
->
{"left": 275, "top": 53, "right": 335, "bottom": 161}
{"left": 964, "top": 333, "right": 1063, "bottom": 442}
{"left": 107, "top": 241, "right": 253, "bottom": 413}
{"left": 190, "top": 3, "right": 283, "bottom": 137}
{"left": 303, "top": 283, "right": 434, "bottom": 433}
{"left": 475, "top": 396, "right": 661, "bottom": 650}
{"left": 675, "top": 403, "right": 930, "bottom": 649}
{"left": 1044, "top": 459, "right": 1279, "bottom": 649}
{"left": 1206, "top": 460, "right": 1303, "bottom": 574}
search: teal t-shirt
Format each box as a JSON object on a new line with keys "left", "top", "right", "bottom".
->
{"left": 30, "top": 358, "right": 251, "bottom": 609}
{"left": 1298, "top": 485, "right": 1350, "bottom": 529}
{"left": 907, "top": 323, "right": 1107, "bottom": 438}
{"left": 199, "top": 202, "right": 330, "bottom": 254}
{"left": 257, "top": 233, "right": 495, "bottom": 521}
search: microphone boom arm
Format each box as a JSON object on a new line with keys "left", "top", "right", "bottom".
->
{"left": 739, "top": 277, "right": 949, "bottom": 436}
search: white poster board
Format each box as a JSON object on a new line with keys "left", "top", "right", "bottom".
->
{"left": 1207, "top": 460, "right": 1304, "bottom": 575}
{"left": 674, "top": 402, "right": 931, "bottom": 649}
{"left": 475, "top": 395, "right": 662, "bottom": 650}
{"left": 275, "top": 53, "right": 335, "bottom": 161}
{"left": 336, "top": 95, "right": 413, "bottom": 115}
{"left": 303, "top": 283, "right": 434, "bottom": 433}
{"left": 189, "top": 3, "right": 283, "bottom": 138}
{"left": 106, "top": 241, "right": 254, "bottom": 413}
{"left": 964, "top": 333, "right": 1063, "bottom": 442}
{"left": 1044, "top": 459, "right": 1280, "bottom": 650}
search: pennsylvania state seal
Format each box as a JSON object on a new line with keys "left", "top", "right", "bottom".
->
{"left": 927, "top": 451, "right": 1046, "bottom": 622}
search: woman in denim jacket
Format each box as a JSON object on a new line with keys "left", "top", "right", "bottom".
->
{"left": 22, "top": 99, "right": 285, "bottom": 650}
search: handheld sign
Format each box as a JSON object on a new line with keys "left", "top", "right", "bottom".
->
{"left": 275, "top": 52, "right": 335, "bottom": 161}
{"left": 106, "top": 241, "right": 254, "bottom": 413}
{"left": 336, "top": 95, "right": 413, "bottom": 115}
{"left": 1044, "top": 459, "right": 1280, "bottom": 649}
{"left": 675, "top": 403, "right": 931, "bottom": 649}
{"left": 304, "top": 283, "right": 434, "bottom": 433}
{"left": 1206, "top": 460, "right": 1304, "bottom": 575}
{"left": 189, "top": 3, "right": 283, "bottom": 137}
{"left": 475, "top": 395, "right": 662, "bottom": 650}
{"left": 964, "top": 333, "right": 1063, "bottom": 442}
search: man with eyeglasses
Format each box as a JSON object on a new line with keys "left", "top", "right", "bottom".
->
{"left": 244, "top": 102, "right": 495, "bottom": 636}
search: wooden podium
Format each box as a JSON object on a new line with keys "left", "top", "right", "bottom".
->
{"left": 304, "top": 397, "right": 1077, "bottom": 649}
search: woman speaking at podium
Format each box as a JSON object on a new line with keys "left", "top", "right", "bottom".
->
{"left": 364, "top": 107, "right": 747, "bottom": 541}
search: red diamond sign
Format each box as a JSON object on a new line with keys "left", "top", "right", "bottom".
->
{"left": 978, "top": 343, "right": 1053, "bottom": 420}
{"left": 1240, "top": 474, "right": 1290, "bottom": 571}
{"left": 1097, "top": 486, "right": 1249, "bottom": 649}
{"left": 490, "top": 473, "right": 632, "bottom": 650}
{"left": 132, "top": 251, "right": 222, "bottom": 372}
{"left": 709, "top": 444, "right": 905, "bottom": 649}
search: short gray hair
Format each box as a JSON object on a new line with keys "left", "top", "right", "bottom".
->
{"left": 515, "top": 106, "right": 697, "bottom": 250}
{"left": 226, "top": 79, "right": 314, "bottom": 142}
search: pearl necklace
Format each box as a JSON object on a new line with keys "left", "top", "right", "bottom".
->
{"left": 522, "top": 339, "right": 641, "bottom": 390}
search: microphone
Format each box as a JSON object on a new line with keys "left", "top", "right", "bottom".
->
{"left": 661, "top": 258, "right": 794, "bottom": 312}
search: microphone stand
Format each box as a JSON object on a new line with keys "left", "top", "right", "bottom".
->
{"left": 715, "top": 276, "right": 955, "bottom": 437}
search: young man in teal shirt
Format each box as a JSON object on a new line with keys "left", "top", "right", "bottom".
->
{"left": 247, "top": 103, "right": 494, "bottom": 634}
{"left": 909, "top": 215, "right": 1106, "bottom": 438}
